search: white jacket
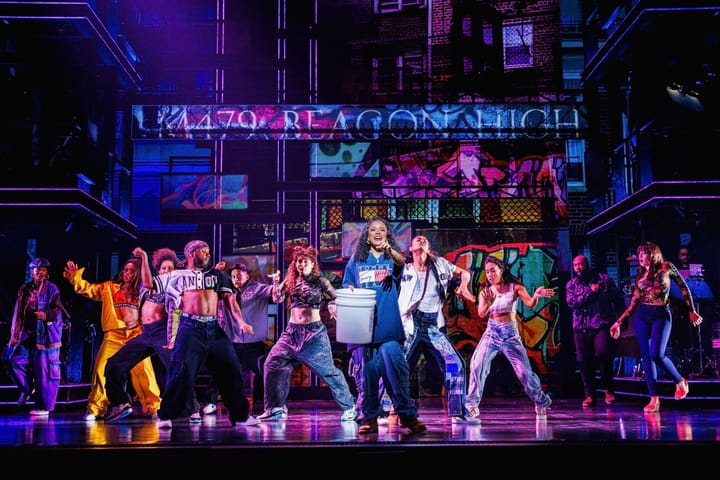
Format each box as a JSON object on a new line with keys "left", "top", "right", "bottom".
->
{"left": 397, "top": 256, "right": 457, "bottom": 337}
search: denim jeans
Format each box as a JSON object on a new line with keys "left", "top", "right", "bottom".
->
{"left": 633, "top": 303, "right": 682, "bottom": 395}
{"left": 158, "top": 315, "right": 250, "bottom": 423}
{"left": 264, "top": 321, "right": 355, "bottom": 412}
{"left": 350, "top": 340, "right": 418, "bottom": 422}
{"left": 466, "top": 320, "right": 551, "bottom": 409}
{"left": 404, "top": 311, "right": 466, "bottom": 417}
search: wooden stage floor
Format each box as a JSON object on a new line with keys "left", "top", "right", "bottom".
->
{"left": 1, "top": 394, "right": 719, "bottom": 469}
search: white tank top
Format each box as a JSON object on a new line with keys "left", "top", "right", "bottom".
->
{"left": 487, "top": 283, "right": 516, "bottom": 316}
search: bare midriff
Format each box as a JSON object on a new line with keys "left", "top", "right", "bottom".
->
{"left": 180, "top": 290, "right": 219, "bottom": 317}
{"left": 289, "top": 306, "right": 322, "bottom": 325}
{"left": 141, "top": 302, "right": 166, "bottom": 326}
{"left": 489, "top": 312, "right": 513, "bottom": 323}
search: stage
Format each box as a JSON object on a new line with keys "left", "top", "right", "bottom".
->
{"left": 1, "top": 391, "right": 719, "bottom": 470}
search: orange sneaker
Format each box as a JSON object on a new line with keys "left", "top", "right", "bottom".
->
{"left": 582, "top": 396, "right": 594, "bottom": 407}
{"left": 604, "top": 391, "right": 616, "bottom": 404}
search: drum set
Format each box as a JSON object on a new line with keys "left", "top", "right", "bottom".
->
{"left": 671, "top": 265, "right": 718, "bottom": 378}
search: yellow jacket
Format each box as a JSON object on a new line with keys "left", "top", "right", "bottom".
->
{"left": 67, "top": 267, "right": 137, "bottom": 333}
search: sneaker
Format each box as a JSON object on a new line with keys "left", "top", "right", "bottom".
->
{"left": 358, "top": 418, "right": 378, "bottom": 434}
{"left": 377, "top": 415, "right": 389, "bottom": 425}
{"left": 105, "top": 403, "right": 133, "bottom": 423}
{"left": 535, "top": 405, "right": 550, "bottom": 416}
{"left": 189, "top": 412, "right": 201, "bottom": 424}
{"left": 257, "top": 406, "right": 287, "bottom": 421}
{"left": 604, "top": 391, "right": 616, "bottom": 404}
{"left": 340, "top": 407, "right": 357, "bottom": 422}
{"left": 452, "top": 415, "right": 481, "bottom": 425}
{"left": 202, "top": 403, "right": 217, "bottom": 415}
{"left": 29, "top": 409, "right": 49, "bottom": 416}
{"left": 234, "top": 415, "right": 260, "bottom": 427}
{"left": 84, "top": 412, "right": 97, "bottom": 422}
{"left": 675, "top": 378, "right": 689, "bottom": 400}
{"left": 399, "top": 416, "right": 427, "bottom": 434}
{"left": 582, "top": 396, "right": 595, "bottom": 407}
{"left": 466, "top": 404, "right": 480, "bottom": 421}
{"left": 157, "top": 419, "right": 172, "bottom": 429}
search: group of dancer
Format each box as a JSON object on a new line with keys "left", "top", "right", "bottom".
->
{"left": 4, "top": 218, "right": 702, "bottom": 430}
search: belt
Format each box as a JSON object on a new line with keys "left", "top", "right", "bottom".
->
{"left": 182, "top": 313, "right": 217, "bottom": 323}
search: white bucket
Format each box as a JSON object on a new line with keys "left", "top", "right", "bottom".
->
{"left": 335, "top": 288, "right": 376, "bottom": 344}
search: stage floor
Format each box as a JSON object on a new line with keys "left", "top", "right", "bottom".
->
{"left": 1, "top": 395, "right": 719, "bottom": 468}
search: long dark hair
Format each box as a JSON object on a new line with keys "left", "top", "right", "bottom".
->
{"left": 351, "top": 217, "right": 402, "bottom": 263}
{"left": 635, "top": 241, "right": 665, "bottom": 283}
{"left": 483, "top": 256, "right": 523, "bottom": 288}
{"left": 114, "top": 258, "right": 141, "bottom": 302}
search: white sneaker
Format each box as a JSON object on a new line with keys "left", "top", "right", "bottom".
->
{"left": 157, "top": 419, "right": 173, "bottom": 429}
{"left": 340, "top": 407, "right": 357, "bottom": 422}
{"left": 451, "top": 415, "right": 481, "bottom": 425}
{"left": 29, "top": 409, "right": 50, "bottom": 416}
{"left": 257, "top": 406, "right": 287, "bottom": 421}
{"left": 202, "top": 403, "right": 217, "bottom": 415}
{"left": 234, "top": 415, "right": 260, "bottom": 427}
{"left": 189, "top": 412, "right": 201, "bottom": 423}
{"left": 84, "top": 412, "right": 97, "bottom": 422}
{"left": 377, "top": 416, "right": 389, "bottom": 425}
{"left": 535, "top": 405, "right": 550, "bottom": 416}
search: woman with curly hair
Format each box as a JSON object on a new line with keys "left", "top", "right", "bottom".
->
{"left": 257, "top": 245, "right": 357, "bottom": 423}
{"left": 342, "top": 217, "right": 426, "bottom": 434}
{"left": 610, "top": 241, "right": 702, "bottom": 413}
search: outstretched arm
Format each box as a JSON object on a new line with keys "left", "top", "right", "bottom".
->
{"left": 517, "top": 284, "right": 554, "bottom": 309}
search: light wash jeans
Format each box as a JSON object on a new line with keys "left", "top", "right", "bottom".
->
{"left": 466, "top": 320, "right": 551, "bottom": 410}
{"left": 264, "top": 321, "right": 355, "bottom": 412}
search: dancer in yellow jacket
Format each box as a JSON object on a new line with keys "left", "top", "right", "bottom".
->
{"left": 64, "top": 256, "right": 161, "bottom": 421}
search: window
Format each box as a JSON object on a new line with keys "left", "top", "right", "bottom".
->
{"left": 566, "top": 139, "right": 585, "bottom": 187}
{"left": 372, "top": 51, "right": 425, "bottom": 94}
{"left": 377, "top": 0, "right": 426, "bottom": 14}
{"left": 503, "top": 23, "right": 533, "bottom": 69}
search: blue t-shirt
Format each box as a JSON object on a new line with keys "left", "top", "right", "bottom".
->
{"left": 342, "top": 253, "right": 404, "bottom": 345}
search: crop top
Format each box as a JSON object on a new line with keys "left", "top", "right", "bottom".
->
{"left": 487, "top": 283, "right": 516, "bottom": 316}
{"left": 287, "top": 275, "right": 336, "bottom": 309}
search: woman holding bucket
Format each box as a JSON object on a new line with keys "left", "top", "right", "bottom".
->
{"left": 342, "top": 217, "right": 426, "bottom": 434}
{"left": 257, "top": 245, "right": 357, "bottom": 423}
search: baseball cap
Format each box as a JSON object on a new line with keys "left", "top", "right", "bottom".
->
{"left": 29, "top": 258, "right": 51, "bottom": 269}
{"left": 229, "top": 263, "right": 248, "bottom": 273}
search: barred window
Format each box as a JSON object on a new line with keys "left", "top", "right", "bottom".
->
{"left": 503, "top": 23, "right": 533, "bottom": 69}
